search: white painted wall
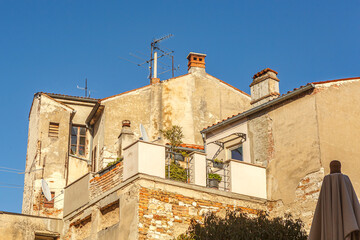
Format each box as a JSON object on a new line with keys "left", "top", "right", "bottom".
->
{"left": 229, "top": 160, "right": 267, "bottom": 199}
{"left": 206, "top": 120, "right": 250, "bottom": 163}
{"left": 123, "top": 141, "right": 165, "bottom": 181}
{"left": 191, "top": 152, "right": 207, "bottom": 187}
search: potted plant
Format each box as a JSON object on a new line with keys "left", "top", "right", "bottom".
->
{"left": 208, "top": 173, "right": 222, "bottom": 189}
{"left": 174, "top": 152, "right": 185, "bottom": 162}
{"left": 213, "top": 158, "right": 224, "bottom": 168}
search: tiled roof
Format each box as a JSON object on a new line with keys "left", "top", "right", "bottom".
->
{"left": 202, "top": 83, "right": 313, "bottom": 131}
{"left": 166, "top": 143, "right": 204, "bottom": 150}
{"left": 202, "top": 76, "right": 360, "bottom": 132}
{"left": 37, "top": 92, "right": 100, "bottom": 101}
{"left": 253, "top": 68, "right": 278, "bottom": 79}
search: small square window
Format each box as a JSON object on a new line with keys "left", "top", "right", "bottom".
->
{"left": 228, "top": 145, "right": 243, "bottom": 161}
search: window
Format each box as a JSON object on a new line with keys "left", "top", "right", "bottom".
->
{"left": 71, "top": 126, "right": 86, "bottom": 156}
{"left": 48, "top": 122, "right": 59, "bottom": 138}
{"left": 42, "top": 191, "right": 55, "bottom": 208}
{"left": 229, "top": 144, "right": 243, "bottom": 161}
{"left": 35, "top": 234, "right": 57, "bottom": 240}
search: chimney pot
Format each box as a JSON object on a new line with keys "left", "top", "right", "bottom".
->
{"left": 122, "top": 120, "right": 131, "bottom": 128}
{"left": 187, "top": 52, "right": 206, "bottom": 73}
{"left": 150, "top": 78, "right": 160, "bottom": 85}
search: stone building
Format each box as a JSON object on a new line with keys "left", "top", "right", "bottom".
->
{"left": 2, "top": 52, "right": 360, "bottom": 239}
{"left": 21, "top": 52, "right": 251, "bottom": 220}
{"left": 202, "top": 69, "right": 360, "bottom": 230}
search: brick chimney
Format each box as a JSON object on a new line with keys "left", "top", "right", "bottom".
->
{"left": 187, "top": 52, "right": 206, "bottom": 74}
{"left": 250, "top": 68, "right": 280, "bottom": 107}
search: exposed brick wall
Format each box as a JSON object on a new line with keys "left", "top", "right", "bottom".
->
{"left": 268, "top": 168, "right": 324, "bottom": 232}
{"left": 89, "top": 162, "right": 123, "bottom": 199}
{"left": 138, "top": 187, "right": 262, "bottom": 240}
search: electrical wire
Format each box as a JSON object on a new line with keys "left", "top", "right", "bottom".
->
{"left": 0, "top": 166, "right": 24, "bottom": 172}
{"left": 0, "top": 169, "right": 23, "bottom": 174}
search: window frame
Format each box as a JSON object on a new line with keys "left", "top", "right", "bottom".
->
{"left": 70, "top": 125, "right": 87, "bottom": 157}
{"left": 42, "top": 191, "right": 55, "bottom": 208}
{"left": 227, "top": 144, "right": 244, "bottom": 161}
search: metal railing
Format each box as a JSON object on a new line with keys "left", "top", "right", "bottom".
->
{"left": 206, "top": 158, "right": 230, "bottom": 191}
{"left": 165, "top": 151, "right": 190, "bottom": 183}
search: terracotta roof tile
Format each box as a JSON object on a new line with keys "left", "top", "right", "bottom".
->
{"left": 253, "top": 68, "right": 278, "bottom": 79}
{"left": 166, "top": 143, "right": 204, "bottom": 150}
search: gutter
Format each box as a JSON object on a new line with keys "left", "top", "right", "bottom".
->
{"left": 46, "top": 93, "right": 99, "bottom": 104}
{"left": 201, "top": 84, "right": 315, "bottom": 134}
{"left": 85, "top": 102, "right": 100, "bottom": 127}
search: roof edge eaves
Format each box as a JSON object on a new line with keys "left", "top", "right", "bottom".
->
{"left": 201, "top": 84, "right": 315, "bottom": 134}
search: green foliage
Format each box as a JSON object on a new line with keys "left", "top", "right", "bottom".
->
{"left": 208, "top": 173, "right": 222, "bottom": 182}
{"left": 213, "top": 158, "right": 223, "bottom": 163}
{"left": 166, "top": 161, "right": 187, "bottom": 182}
{"left": 160, "top": 125, "right": 184, "bottom": 149}
{"left": 178, "top": 211, "right": 308, "bottom": 240}
{"left": 181, "top": 151, "right": 189, "bottom": 157}
{"left": 106, "top": 157, "right": 123, "bottom": 168}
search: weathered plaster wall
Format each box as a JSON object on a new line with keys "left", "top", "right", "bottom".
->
{"left": 0, "top": 212, "right": 62, "bottom": 240}
{"left": 22, "top": 96, "right": 40, "bottom": 214}
{"left": 315, "top": 80, "right": 360, "bottom": 191}
{"left": 98, "top": 72, "right": 251, "bottom": 169}
{"left": 93, "top": 110, "right": 105, "bottom": 170}
{"left": 101, "top": 86, "right": 152, "bottom": 166}
{"left": 266, "top": 93, "right": 322, "bottom": 204}
{"left": 23, "top": 95, "right": 73, "bottom": 218}
{"left": 67, "top": 156, "right": 89, "bottom": 184}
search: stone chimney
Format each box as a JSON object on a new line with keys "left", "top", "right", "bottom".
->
{"left": 118, "top": 120, "right": 135, "bottom": 158}
{"left": 250, "top": 68, "right": 280, "bottom": 107}
{"left": 187, "top": 52, "right": 206, "bottom": 74}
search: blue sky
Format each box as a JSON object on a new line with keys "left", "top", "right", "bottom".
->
{"left": 0, "top": 0, "right": 359, "bottom": 213}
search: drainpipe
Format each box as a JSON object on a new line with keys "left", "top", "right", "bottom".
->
{"left": 89, "top": 125, "right": 94, "bottom": 171}
{"left": 201, "top": 132, "right": 207, "bottom": 156}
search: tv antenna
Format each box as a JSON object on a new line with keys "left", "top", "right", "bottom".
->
{"left": 77, "top": 78, "right": 92, "bottom": 97}
{"left": 119, "top": 34, "right": 179, "bottom": 80}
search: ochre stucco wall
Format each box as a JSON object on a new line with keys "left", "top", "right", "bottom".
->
{"left": 0, "top": 212, "right": 62, "bottom": 240}
{"left": 315, "top": 81, "right": 360, "bottom": 190}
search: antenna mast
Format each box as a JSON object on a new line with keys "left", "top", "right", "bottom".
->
{"left": 77, "top": 78, "right": 91, "bottom": 97}
{"left": 119, "top": 34, "right": 179, "bottom": 81}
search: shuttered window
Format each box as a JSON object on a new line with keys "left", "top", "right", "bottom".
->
{"left": 48, "top": 122, "right": 59, "bottom": 138}
{"left": 43, "top": 191, "right": 55, "bottom": 208}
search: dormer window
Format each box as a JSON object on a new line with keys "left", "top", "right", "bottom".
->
{"left": 70, "top": 125, "right": 86, "bottom": 156}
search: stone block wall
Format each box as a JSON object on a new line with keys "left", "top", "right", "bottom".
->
{"left": 89, "top": 162, "right": 123, "bottom": 199}
{"left": 138, "top": 185, "right": 265, "bottom": 240}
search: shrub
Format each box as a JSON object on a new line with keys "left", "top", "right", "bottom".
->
{"left": 177, "top": 211, "right": 308, "bottom": 240}
{"left": 160, "top": 125, "right": 184, "bottom": 149}
{"left": 208, "top": 173, "right": 222, "bottom": 182}
{"left": 166, "top": 161, "right": 187, "bottom": 182}
{"left": 106, "top": 157, "right": 123, "bottom": 168}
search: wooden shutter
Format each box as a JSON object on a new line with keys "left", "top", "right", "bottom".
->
{"left": 48, "top": 122, "right": 59, "bottom": 138}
